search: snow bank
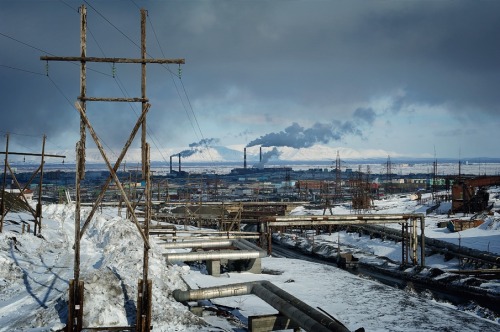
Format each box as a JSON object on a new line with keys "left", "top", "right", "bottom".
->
{"left": 0, "top": 205, "right": 207, "bottom": 331}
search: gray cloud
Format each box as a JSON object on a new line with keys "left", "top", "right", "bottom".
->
{"left": 353, "top": 107, "right": 376, "bottom": 125}
{"left": 1, "top": 1, "right": 499, "bottom": 158}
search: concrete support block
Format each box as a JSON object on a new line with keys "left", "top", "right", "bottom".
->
{"left": 189, "top": 306, "right": 204, "bottom": 317}
{"left": 248, "top": 313, "right": 300, "bottom": 332}
{"left": 246, "top": 258, "right": 262, "bottom": 274}
{"left": 206, "top": 259, "right": 221, "bottom": 277}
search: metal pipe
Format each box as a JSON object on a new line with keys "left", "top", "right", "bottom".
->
{"left": 173, "top": 282, "right": 256, "bottom": 302}
{"left": 233, "top": 239, "right": 266, "bottom": 253}
{"left": 173, "top": 281, "right": 351, "bottom": 332}
{"left": 258, "top": 281, "right": 350, "bottom": 332}
{"left": 152, "top": 229, "right": 259, "bottom": 238}
{"left": 157, "top": 235, "right": 260, "bottom": 241}
{"left": 160, "top": 240, "right": 233, "bottom": 249}
{"left": 252, "top": 283, "right": 341, "bottom": 332}
{"left": 165, "top": 249, "right": 265, "bottom": 262}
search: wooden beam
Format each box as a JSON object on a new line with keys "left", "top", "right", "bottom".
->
{"left": 75, "top": 101, "right": 150, "bottom": 249}
{"left": 79, "top": 104, "right": 150, "bottom": 240}
{"left": 0, "top": 151, "right": 65, "bottom": 158}
{"left": 40, "top": 56, "right": 185, "bottom": 64}
{"left": 78, "top": 97, "right": 148, "bottom": 103}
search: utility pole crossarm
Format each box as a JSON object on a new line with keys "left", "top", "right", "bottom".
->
{"left": 0, "top": 151, "right": 65, "bottom": 158}
{"left": 40, "top": 56, "right": 185, "bottom": 64}
{"left": 79, "top": 97, "right": 148, "bottom": 103}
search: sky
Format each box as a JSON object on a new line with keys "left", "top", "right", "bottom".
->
{"left": 1, "top": 0, "right": 500, "bottom": 163}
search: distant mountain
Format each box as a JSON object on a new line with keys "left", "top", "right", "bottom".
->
{"left": 51, "top": 145, "right": 500, "bottom": 164}
{"left": 159, "top": 145, "right": 408, "bottom": 163}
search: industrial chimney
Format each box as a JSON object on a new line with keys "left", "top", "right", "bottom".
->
{"left": 170, "top": 155, "right": 173, "bottom": 173}
{"left": 260, "top": 147, "right": 262, "bottom": 163}
{"left": 178, "top": 153, "right": 181, "bottom": 172}
{"left": 244, "top": 148, "right": 247, "bottom": 169}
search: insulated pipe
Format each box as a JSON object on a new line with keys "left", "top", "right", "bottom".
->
{"left": 160, "top": 240, "right": 234, "bottom": 249}
{"left": 233, "top": 239, "right": 267, "bottom": 254}
{"left": 258, "top": 281, "right": 350, "bottom": 332}
{"left": 173, "top": 282, "right": 256, "bottom": 301}
{"left": 157, "top": 235, "right": 260, "bottom": 241}
{"left": 233, "top": 241, "right": 258, "bottom": 251}
{"left": 173, "top": 281, "right": 352, "bottom": 332}
{"left": 165, "top": 249, "right": 265, "bottom": 262}
{"left": 251, "top": 283, "right": 342, "bottom": 332}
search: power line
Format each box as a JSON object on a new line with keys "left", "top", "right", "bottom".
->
{"left": 87, "top": 20, "right": 170, "bottom": 164}
{"left": 58, "top": 0, "right": 78, "bottom": 12}
{"left": 147, "top": 12, "right": 217, "bottom": 166}
{"left": 129, "top": 0, "right": 141, "bottom": 10}
{"left": 0, "top": 32, "right": 51, "bottom": 55}
{"left": 80, "top": 1, "right": 179, "bottom": 165}
{"left": 47, "top": 75, "right": 74, "bottom": 109}
{"left": 86, "top": 4, "right": 205, "bottom": 166}
{"left": 83, "top": 0, "right": 142, "bottom": 51}
{"left": 0, "top": 31, "right": 112, "bottom": 77}
{"left": 0, "top": 64, "right": 44, "bottom": 76}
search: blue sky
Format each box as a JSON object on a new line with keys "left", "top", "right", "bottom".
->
{"left": 1, "top": 0, "right": 499, "bottom": 161}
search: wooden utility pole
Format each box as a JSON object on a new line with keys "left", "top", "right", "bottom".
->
{"left": 0, "top": 134, "right": 8, "bottom": 233}
{"left": 0, "top": 134, "right": 65, "bottom": 235}
{"left": 34, "top": 135, "right": 46, "bottom": 235}
{"left": 41, "top": 5, "right": 184, "bottom": 332}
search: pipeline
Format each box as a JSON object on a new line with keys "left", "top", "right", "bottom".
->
{"left": 160, "top": 240, "right": 233, "bottom": 249}
{"left": 233, "top": 239, "right": 267, "bottom": 253}
{"left": 164, "top": 249, "right": 266, "bottom": 262}
{"left": 157, "top": 235, "right": 260, "bottom": 241}
{"left": 173, "top": 280, "right": 352, "bottom": 332}
{"left": 358, "top": 224, "right": 500, "bottom": 266}
{"left": 160, "top": 239, "right": 263, "bottom": 250}
{"left": 258, "top": 281, "right": 349, "bottom": 331}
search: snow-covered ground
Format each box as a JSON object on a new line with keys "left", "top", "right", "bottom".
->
{"left": 0, "top": 189, "right": 499, "bottom": 331}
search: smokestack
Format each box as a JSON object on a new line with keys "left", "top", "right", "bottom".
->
{"left": 170, "top": 155, "right": 173, "bottom": 173}
{"left": 260, "top": 147, "right": 262, "bottom": 162}
{"left": 244, "top": 148, "right": 247, "bottom": 169}
{"left": 178, "top": 153, "right": 181, "bottom": 172}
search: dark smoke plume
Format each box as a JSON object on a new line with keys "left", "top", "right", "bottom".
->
{"left": 189, "top": 138, "right": 219, "bottom": 148}
{"left": 177, "top": 138, "right": 219, "bottom": 157}
{"left": 253, "top": 147, "right": 280, "bottom": 169}
{"left": 178, "top": 149, "right": 197, "bottom": 157}
{"left": 247, "top": 120, "right": 363, "bottom": 148}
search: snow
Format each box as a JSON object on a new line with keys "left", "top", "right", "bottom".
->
{"left": 0, "top": 189, "right": 499, "bottom": 331}
{"left": 0, "top": 205, "right": 205, "bottom": 331}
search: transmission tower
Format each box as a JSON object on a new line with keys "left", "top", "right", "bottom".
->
{"left": 334, "top": 150, "right": 342, "bottom": 203}
{"left": 386, "top": 155, "right": 392, "bottom": 196}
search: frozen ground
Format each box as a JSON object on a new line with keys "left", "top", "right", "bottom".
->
{"left": 0, "top": 189, "right": 499, "bottom": 331}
